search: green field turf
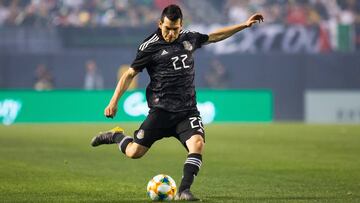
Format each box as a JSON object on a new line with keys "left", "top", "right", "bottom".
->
{"left": 0, "top": 123, "right": 359, "bottom": 202}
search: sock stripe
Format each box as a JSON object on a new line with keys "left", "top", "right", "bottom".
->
{"left": 185, "top": 159, "right": 202, "bottom": 168}
{"left": 185, "top": 158, "right": 202, "bottom": 164}
{"left": 187, "top": 157, "right": 202, "bottom": 164}
{"left": 118, "top": 136, "right": 132, "bottom": 147}
{"left": 186, "top": 158, "right": 202, "bottom": 166}
{"left": 118, "top": 136, "right": 133, "bottom": 154}
{"left": 185, "top": 161, "right": 201, "bottom": 168}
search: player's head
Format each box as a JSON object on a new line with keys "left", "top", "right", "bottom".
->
{"left": 159, "top": 4, "right": 183, "bottom": 43}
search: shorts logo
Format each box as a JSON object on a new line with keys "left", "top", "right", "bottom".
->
{"left": 183, "top": 41, "right": 193, "bottom": 51}
{"left": 136, "top": 129, "right": 145, "bottom": 139}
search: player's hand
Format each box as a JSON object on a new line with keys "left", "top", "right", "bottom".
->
{"left": 246, "top": 13, "right": 264, "bottom": 27}
{"left": 104, "top": 103, "right": 118, "bottom": 118}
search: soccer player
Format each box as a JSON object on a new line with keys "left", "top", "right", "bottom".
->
{"left": 91, "top": 5, "right": 263, "bottom": 201}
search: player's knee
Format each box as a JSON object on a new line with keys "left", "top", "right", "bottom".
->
{"left": 187, "top": 135, "right": 205, "bottom": 152}
{"left": 125, "top": 145, "right": 147, "bottom": 159}
{"left": 193, "top": 138, "right": 204, "bottom": 151}
{"left": 127, "top": 151, "right": 144, "bottom": 159}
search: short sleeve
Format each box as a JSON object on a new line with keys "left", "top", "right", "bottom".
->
{"left": 189, "top": 31, "right": 209, "bottom": 49}
{"left": 130, "top": 49, "right": 152, "bottom": 72}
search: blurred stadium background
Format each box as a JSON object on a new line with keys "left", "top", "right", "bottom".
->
{"left": 0, "top": 0, "right": 359, "bottom": 123}
{"left": 0, "top": 0, "right": 360, "bottom": 202}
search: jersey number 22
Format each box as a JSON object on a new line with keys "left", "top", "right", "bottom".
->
{"left": 171, "top": 54, "right": 190, "bottom": 70}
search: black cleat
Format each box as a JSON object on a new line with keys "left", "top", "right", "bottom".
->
{"left": 91, "top": 127, "right": 124, "bottom": 147}
{"left": 174, "top": 189, "right": 200, "bottom": 201}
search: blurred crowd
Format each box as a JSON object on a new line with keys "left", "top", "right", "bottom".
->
{"left": 0, "top": 0, "right": 359, "bottom": 28}
{"left": 222, "top": 0, "right": 360, "bottom": 26}
{"left": 0, "top": 0, "right": 163, "bottom": 27}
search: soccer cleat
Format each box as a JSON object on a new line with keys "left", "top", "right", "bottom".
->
{"left": 174, "top": 189, "right": 200, "bottom": 201}
{"left": 91, "top": 127, "right": 124, "bottom": 147}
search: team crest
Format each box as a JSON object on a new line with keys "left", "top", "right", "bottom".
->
{"left": 183, "top": 41, "right": 193, "bottom": 51}
{"left": 136, "top": 129, "right": 145, "bottom": 139}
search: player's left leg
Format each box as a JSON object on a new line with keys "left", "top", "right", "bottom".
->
{"left": 175, "top": 113, "right": 205, "bottom": 201}
{"left": 175, "top": 134, "right": 204, "bottom": 201}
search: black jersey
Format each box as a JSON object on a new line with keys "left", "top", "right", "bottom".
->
{"left": 131, "top": 29, "right": 209, "bottom": 112}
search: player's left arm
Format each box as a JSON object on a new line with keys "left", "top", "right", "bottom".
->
{"left": 207, "top": 13, "right": 264, "bottom": 43}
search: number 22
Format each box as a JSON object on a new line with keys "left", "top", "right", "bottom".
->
{"left": 171, "top": 54, "right": 190, "bottom": 70}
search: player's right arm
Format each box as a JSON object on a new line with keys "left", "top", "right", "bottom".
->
{"left": 104, "top": 68, "right": 138, "bottom": 118}
{"left": 105, "top": 33, "right": 154, "bottom": 118}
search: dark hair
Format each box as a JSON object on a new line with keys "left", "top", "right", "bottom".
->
{"left": 160, "top": 4, "right": 183, "bottom": 22}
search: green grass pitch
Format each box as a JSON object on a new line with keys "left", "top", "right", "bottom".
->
{"left": 0, "top": 123, "right": 359, "bottom": 202}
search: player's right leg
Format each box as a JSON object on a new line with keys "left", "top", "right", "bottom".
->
{"left": 91, "top": 109, "right": 169, "bottom": 159}
{"left": 124, "top": 142, "right": 148, "bottom": 159}
{"left": 91, "top": 127, "right": 125, "bottom": 146}
{"left": 91, "top": 127, "right": 149, "bottom": 159}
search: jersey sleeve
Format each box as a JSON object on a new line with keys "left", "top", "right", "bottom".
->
{"left": 130, "top": 48, "right": 152, "bottom": 72}
{"left": 189, "top": 31, "right": 209, "bottom": 49}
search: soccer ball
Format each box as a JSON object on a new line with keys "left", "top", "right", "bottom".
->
{"left": 147, "top": 174, "right": 177, "bottom": 201}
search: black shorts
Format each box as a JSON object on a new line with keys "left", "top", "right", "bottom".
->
{"left": 133, "top": 108, "right": 205, "bottom": 150}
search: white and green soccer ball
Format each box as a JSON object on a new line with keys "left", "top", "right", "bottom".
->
{"left": 147, "top": 174, "right": 177, "bottom": 201}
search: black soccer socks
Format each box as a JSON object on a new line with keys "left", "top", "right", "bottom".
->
{"left": 179, "top": 153, "right": 202, "bottom": 193}
{"left": 116, "top": 134, "right": 133, "bottom": 154}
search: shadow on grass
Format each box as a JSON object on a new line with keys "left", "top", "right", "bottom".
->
{"left": 105, "top": 195, "right": 359, "bottom": 203}
{"left": 113, "top": 195, "right": 360, "bottom": 202}
{"left": 201, "top": 195, "right": 360, "bottom": 202}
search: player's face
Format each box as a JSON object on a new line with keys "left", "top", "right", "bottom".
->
{"left": 159, "top": 16, "right": 182, "bottom": 43}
